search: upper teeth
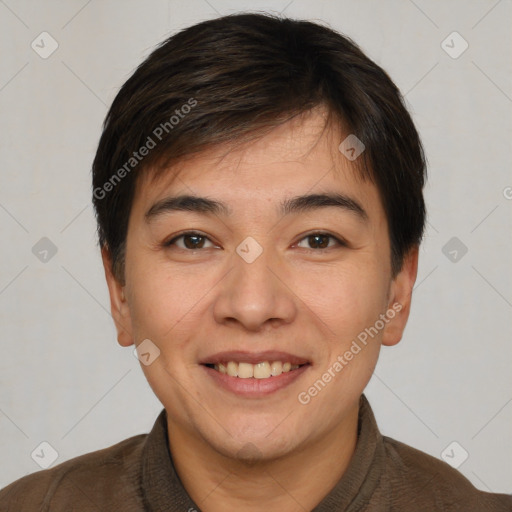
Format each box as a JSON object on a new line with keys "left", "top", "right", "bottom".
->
{"left": 215, "top": 361, "right": 300, "bottom": 379}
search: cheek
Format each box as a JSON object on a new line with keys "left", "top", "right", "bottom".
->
{"left": 126, "top": 262, "right": 197, "bottom": 339}
{"left": 294, "top": 261, "right": 389, "bottom": 339}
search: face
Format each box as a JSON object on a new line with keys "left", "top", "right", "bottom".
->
{"left": 104, "top": 109, "right": 418, "bottom": 462}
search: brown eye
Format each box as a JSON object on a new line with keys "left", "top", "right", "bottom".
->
{"left": 183, "top": 234, "right": 206, "bottom": 249}
{"left": 166, "top": 232, "right": 216, "bottom": 250}
{"left": 296, "top": 232, "right": 344, "bottom": 250}
{"left": 308, "top": 234, "right": 329, "bottom": 249}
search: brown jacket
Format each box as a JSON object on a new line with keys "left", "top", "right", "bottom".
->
{"left": 1, "top": 395, "right": 510, "bottom": 511}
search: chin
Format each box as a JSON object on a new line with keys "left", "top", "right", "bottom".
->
{"left": 214, "top": 436, "right": 297, "bottom": 464}
{"left": 200, "top": 416, "right": 306, "bottom": 463}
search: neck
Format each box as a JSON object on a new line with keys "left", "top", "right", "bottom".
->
{"left": 166, "top": 404, "right": 359, "bottom": 512}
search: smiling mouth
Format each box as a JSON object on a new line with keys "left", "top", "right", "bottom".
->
{"left": 204, "top": 361, "right": 309, "bottom": 379}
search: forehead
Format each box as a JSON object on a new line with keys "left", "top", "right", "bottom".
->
{"left": 131, "top": 109, "right": 384, "bottom": 223}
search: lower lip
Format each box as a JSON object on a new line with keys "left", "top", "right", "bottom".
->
{"left": 202, "top": 364, "right": 310, "bottom": 397}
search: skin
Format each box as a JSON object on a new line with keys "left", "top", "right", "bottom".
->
{"left": 103, "top": 108, "right": 418, "bottom": 512}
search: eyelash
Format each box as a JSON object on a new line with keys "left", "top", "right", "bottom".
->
{"left": 164, "top": 231, "right": 347, "bottom": 252}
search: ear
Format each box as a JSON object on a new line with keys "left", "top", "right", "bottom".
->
{"left": 101, "top": 247, "right": 134, "bottom": 347}
{"left": 381, "top": 246, "right": 419, "bottom": 347}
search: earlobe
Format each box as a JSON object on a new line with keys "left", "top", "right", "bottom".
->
{"left": 101, "top": 247, "right": 134, "bottom": 347}
{"left": 382, "top": 246, "right": 419, "bottom": 347}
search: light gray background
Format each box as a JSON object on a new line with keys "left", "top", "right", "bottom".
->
{"left": 1, "top": 0, "right": 511, "bottom": 494}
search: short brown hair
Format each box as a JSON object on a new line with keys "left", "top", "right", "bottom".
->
{"left": 92, "top": 13, "right": 426, "bottom": 281}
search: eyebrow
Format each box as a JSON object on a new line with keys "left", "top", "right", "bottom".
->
{"left": 145, "top": 192, "right": 368, "bottom": 222}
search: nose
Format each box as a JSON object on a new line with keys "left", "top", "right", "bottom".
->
{"left": 212, "top": 244, "right": 297, "bottom": 332}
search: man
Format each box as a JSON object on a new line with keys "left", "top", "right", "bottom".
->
{"left": 1, "top": 13, "right": 510, "bottom": 511}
